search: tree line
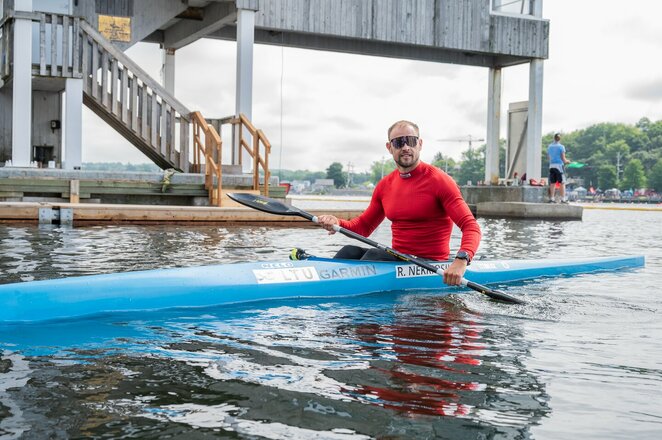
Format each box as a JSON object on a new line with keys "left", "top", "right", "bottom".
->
{"left": 84, "top": 117, "right": 662, "bottom": 193}
{"left": 316, "top": 117, "right": 662, "bottom": 191}
{"left": 546, "top": 118, "right": 662, "bottom": 191}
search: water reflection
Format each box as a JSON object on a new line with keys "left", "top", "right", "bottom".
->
{"left": 0, "top": 293, "right": 549, "bottom": 438}
{"left": 336, "top": 297, "right": 549, "bottom": 429}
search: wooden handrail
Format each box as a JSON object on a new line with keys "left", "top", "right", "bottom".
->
{"left": 206, "top": 113, "right": 272, "bottom": 197}
{"left": 237, "top": 113, "right": 271, "bottom": 196}
{"left": 191, "top": 111, "right": 223, "bottom": 206}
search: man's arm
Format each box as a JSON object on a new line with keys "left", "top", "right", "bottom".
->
{"left": 317, "top": 186, "right": 385, "bottom": 236}
{"left": 438, "top": 173, "right": 482, "bottom": 285}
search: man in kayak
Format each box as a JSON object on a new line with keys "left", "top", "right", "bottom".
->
{"left": 317, "top": 120, "right": 481, "bottom": 286}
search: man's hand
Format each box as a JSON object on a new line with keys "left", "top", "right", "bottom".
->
{"left": 316, "top": 214, "right": 340, "bottom": 234}
{"left": 443, "top": 258, "right": 468, "bottom": 286}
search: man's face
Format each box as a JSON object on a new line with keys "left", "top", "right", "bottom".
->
{"left": 386, "top": 124, "right": 422, "bottom": 171}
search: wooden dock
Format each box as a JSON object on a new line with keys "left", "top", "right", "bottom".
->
{"left": 0, "top": 202, "right": 363, "bottom": 226}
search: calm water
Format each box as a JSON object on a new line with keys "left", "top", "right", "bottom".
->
{"left": 0, "top": 204, "right": 661, "bottom": 439}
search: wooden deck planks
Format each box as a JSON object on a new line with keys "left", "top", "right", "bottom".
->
{"left": 0, "top": 202, "right": 362, "bottom": 225}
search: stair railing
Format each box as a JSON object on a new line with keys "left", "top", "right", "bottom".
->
{"left": 207, "top": 113, "right": 272, "bottom": 196}
{"left": 191, "top": 111, "right": 222, "bottom": 206}
{"left": 78, "top": 19, "right": 192, "bottom": 171}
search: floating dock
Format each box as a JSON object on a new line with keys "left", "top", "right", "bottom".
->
{"left": 0, "top": 169, "right": 587, "bottom": 224}
{"left": 476, "top": 201, "right": 583, "bottom": 220}
{"left": 0, "top": 202, "right": 363, "bottom": 226}
{"left": 0, "top": 200, "right": 585, "bottom": 225}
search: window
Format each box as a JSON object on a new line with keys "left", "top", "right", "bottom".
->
{"left": 492, "top": 0, "right": 532, "bottom": 16}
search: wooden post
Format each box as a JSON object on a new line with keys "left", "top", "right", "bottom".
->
{"left": 69, "top": 180, "right": 80, "bottom": 204}
{"left": 253, "top": 135, "right": 259, "bottom": 190}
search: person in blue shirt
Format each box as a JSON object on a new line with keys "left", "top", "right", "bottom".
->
{"left": 547, "top": 133, "right": 571, "bottom": 203}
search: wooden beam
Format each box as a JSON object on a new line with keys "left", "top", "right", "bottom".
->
{"left": 163, "top": 1, "right": 237, "bottom": 50}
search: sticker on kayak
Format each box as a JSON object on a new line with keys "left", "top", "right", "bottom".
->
{"left": 253, "top": 267, "right": 320, "bottom": 284}
{"left": 396, "top": 262, "right": 450, "bottom": 278}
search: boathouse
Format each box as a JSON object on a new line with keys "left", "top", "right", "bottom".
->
{"left": 0, "top": 0, "right": 549, "bottom": 207}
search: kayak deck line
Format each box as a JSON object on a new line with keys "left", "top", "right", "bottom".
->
{"left": 0, "top": 254, "right": 645, "bottom": 323}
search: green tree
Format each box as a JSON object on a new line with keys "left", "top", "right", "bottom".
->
{"left": 597, "top": 164, "right": 617, "bottom": 190}
{"left": 370, "top": 158, "right": 396, "bottom": 184}
{"left": 605, "top": 140, "right": 630, "bottom": 163}
{"left": 630, "top": 150, "right": 662, "bottom": 174}
{"left": 636, "top": 117, "right": 651, "bottom": 132}
{"left": 648, "top": 158, "right": 662, "bottom": 191}
{"left": 645, "top": 120, "right": 662, "bottom": 151}
{"left": 455, "top": 147, "right": 484, "bottom": 186}
{"left": 326, "top": 162, "right": 346, "bottom": 188}
{"left": 621, "top": 159, "right": 646, "bottom": 190}
{"left": 272, "top": 169, "right": 325, "bottom": 182}
{"left": 351, "top": 171, "right": 372, "bottom": 186}
{"left": 431, "top": 152, "right": 457, "bottom": 175}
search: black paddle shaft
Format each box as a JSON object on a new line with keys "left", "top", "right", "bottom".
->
{"left": 228, "top": 192, "right": 525, "bottom": 304}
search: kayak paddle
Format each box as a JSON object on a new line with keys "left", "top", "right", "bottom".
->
{"left": 228, "top": 192, "right": 525, "bottom": 304}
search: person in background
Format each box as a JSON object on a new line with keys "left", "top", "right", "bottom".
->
{"left": 548, "top": 132, "right": 571, "bottom": 203}
{"left": 316, "top": 120, "right": 481, "bottom": 286}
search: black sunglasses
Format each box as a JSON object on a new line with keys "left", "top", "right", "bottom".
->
{"left": 390, "top": 135, "right": 419, "bottom": 149}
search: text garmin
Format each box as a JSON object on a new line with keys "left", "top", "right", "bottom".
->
{"left": 319, "top": 265, "right": 377, "bottom": 280}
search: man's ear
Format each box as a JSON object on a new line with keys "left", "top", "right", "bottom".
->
{"left": 385, "top": 142, "right": 391, "bottom": 152}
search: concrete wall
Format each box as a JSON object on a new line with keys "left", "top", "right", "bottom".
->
{"left": 461, "top": 185, "right": 545, "bottom": 205}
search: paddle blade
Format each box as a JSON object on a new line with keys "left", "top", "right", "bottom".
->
{"left": 566, "top": 162, "right": 585, "bottom": 169}
{"left": 227, "top": 193, "right": 316, "bottom": 221}
{"left": 464, "top": 280, "right": 526, "bottom": 304}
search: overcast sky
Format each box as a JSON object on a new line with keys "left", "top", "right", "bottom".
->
{"left": 82, "top": 0, "right": 662, "bottom": 173}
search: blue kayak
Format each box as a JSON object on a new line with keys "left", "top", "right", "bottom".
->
{"left": 0, "top": 254, "right": 645, "bottom": 323}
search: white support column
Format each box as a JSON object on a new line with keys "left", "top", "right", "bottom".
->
{"left": 64, "top": 78, "right": 83, "bottom": 170}
{"left": 162, "top": 47, "right": 176, "bottom": 95}
{"left": 10, "top": 0, "right": 33, "bottom": 167}
{"left": 526, "top": 59, "right": 544, "bottom": 181}
{"left": 485, "top": 67, "right": 502, "bottom": 185}
{"left": 234, "top": 7, "right": 255, "bottom": 167}
{"left": 531, "top": 0, "right": 543, "bottom": 17}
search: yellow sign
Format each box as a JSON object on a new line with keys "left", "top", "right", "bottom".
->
{"left": 98, "top": 15, "right": 131, "bottom": 42}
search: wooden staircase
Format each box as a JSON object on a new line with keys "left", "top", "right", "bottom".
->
{"left": 79, "top": 19, "right": 191, "bottom": 171}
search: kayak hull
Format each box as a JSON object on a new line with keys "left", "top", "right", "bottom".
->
{"left": 0, "top": 255, "right": 645, "bottom": 323}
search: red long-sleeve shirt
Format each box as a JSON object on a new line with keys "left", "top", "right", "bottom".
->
{"left": 339, "top": 162, "right": 481, "bottom": 261}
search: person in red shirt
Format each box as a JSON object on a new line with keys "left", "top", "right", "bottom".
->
{"left": 317, "top": 120, "right": 481, "bottom": 286}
